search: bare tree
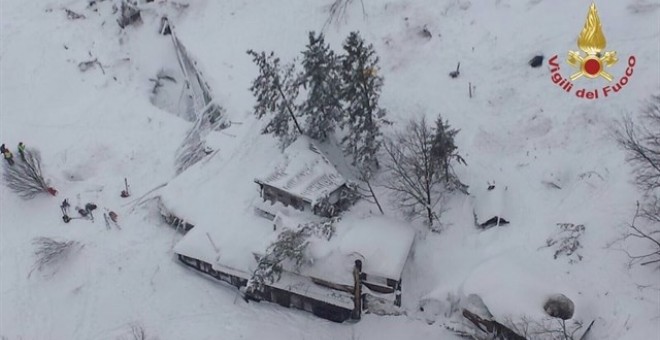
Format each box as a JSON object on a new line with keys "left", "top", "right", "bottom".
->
{"left": 617, "top": 94, "right": 660, "bottom": 219}
{"left": 3, "top": 148, "right": 55, "bottom": 199}
{"left": 383, "top": 116, "right": 448, "bottom": 227}
{"left": 616, "top": 202, "right": 660, "bottom": 267}
{"left": 616, "top": 94, "right": 660, "bottom": 267}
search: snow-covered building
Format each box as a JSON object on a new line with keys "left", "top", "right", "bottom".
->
{"left": 172, "top": 214, "right": 415, "bottom": 322}
{"left": 254, "top": 137, "right": 355, "bottom": 217}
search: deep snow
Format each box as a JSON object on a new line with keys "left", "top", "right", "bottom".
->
{"left": 1, "top": 0, "right": 659, "bottom": 339}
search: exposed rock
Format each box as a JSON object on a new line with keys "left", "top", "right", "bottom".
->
{"left": 544, "top": 294, "right": 575, "bottom": 320}
{"left": 529, "top": 55, "right": 544, "bottom": 68}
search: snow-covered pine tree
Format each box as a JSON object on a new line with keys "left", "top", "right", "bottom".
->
{"left": 339, "top": 32, "right": 386, "bottom": 174}
{"left": 431, "top": 115, "right": 468, "bottom": 193}
{"left": 300, "top": 32, "right": 343, "bottom": 142}
{"left": 247, "top": 50, "right": 303, "bottom": 147}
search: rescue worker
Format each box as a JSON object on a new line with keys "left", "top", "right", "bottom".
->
{"left": 17, "top": 142, "right": 26, "bottom": 161}
{"left": 3, "top": 149, "right": 14, "bottom": 165}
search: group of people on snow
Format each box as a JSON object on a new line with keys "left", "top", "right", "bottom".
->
{"left": 60, "top": 198, "right": 98, "bottom": 223}
{"left": 1, "top": 142, "right": 27, "bottom": 165}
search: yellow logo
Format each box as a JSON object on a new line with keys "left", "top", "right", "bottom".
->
{"left": 567, "top": 3, "right": 618, "bottom": 81}
{"left": 548, "top": 2, "right": 636, "bottom": 99}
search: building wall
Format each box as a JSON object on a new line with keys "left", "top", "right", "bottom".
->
{"left": 177, "top": 253, "right": 354, "bottom": 323}
{"left": 262, "top": 185, "right": 310, "bottom": 212}
{"left": 178, "top": 254, "right": 247, "bottom": 288}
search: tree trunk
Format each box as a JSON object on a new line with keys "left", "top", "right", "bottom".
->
{"left": 426, "top": 179, "right": 433, "bottom": 225}
{"left": 365, "top": 179, "right": 384, "bottom": 215}
{"left": 275, "top": 84, "right": 303, "bottom": 135}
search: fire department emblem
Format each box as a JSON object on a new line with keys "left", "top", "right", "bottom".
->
{"left": 567, "top": 3, "right": 618, "bottom": 81}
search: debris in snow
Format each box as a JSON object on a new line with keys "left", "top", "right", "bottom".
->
{"left": 104, "top": 210, "right": 121, "bottom": 230}
{"left": 121, "top": 177, "right": 130, "bottom": 198}
{"left": 159, "top": 16, "right": 171, "bottom": 35}
{"left": 149, "top": 69, "right": 177, "bottom": 95}
{"left": 418, "top": 26, "right": 432, "bottom": 40}
{"left": 627, "top": 0, "right": 660, "bottom": 14}
{"left": 116, "top": 0, "right": 141, "bottom": 29}
{"left": 479, "top": 216, "right": 510, "bottom": 229}
{"left": 64, "top": 8, "right": 85, "bottom": 20}
{"left": 103, "top": 213, "right": 111, "bottom": 230}
{"left": 78, "top": 58, "right": 105, "bottom": 74}
{"left": 449, "top": 62, "right": 460, "bottom": 78}
{"left": 323, "top": 0, "right": 365, "bottom": 31}
{"left": 542, "top": 180, "right": 562, "bottom": 190}
{"left": 543, "top": 223, "right": 585, "bottom": 263}
{"left": 127, "top": 322, "right": 147, "bottom": 340}
{"left": 529, "top": 55, "right": 544, "bottom": 68}
{"left": 462, "top": 309, "right": 526, "bottom": 340}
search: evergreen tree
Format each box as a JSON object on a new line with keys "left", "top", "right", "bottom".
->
{"left": 339, "top": 32, "right": 386, "bottom": 175}
{"left": 431, "top": 115, "right": 468, "bottom": 193}
{"left": 247, "top": 50, "right": 303, "bottom": 147}
{"left": 300, "top": 32, "right": 343, "bottom": 142}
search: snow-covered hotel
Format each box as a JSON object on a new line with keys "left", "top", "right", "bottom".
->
{"left": 159, "top": 137, "right": 415, "bottom": 322}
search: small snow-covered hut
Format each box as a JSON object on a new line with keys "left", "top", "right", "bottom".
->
{"left": 474, "top": 183, "right": 511, "bottom": 229}
{"left": 254, "top": 137, "right": 353, "bottom": 217}
{"left": 173, "top": 214, "right": 415, "bottom": 322}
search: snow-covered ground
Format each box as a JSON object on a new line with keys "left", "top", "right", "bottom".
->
{"left": 1, "top": 0, "right": 659, "bottom": 339}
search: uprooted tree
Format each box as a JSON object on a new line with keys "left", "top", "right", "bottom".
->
{"left": 247, "top": 218, "right": 338, "bottom": 293}
{"left": 383, "top": 114, "right": 466, "bottom": 228}
{"left": 29, "top": 237, "right": 83, "bottom": 278}
{"left": 616, "top": 94, "right": 660, "bottom": 267}
{"left": 3, "top": 148, "right": 56, "bottom": 199}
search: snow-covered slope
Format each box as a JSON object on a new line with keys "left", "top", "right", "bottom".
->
{"left": 1, "top": 0, "right": 659, "bottom": 339}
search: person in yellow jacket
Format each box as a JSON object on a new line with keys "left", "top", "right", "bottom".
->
{"left": 3, "top": 150, "right": 14, "bottom": 165}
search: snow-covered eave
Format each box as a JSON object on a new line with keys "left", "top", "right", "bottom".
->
{"left": 269, "top": 271, "right": 356, "bottom": 310}
{"left": 213, "top": 262, "right": 251, "bottom": 281}
{"left": 253, "top": 178, "right": 347, "bottom": 206}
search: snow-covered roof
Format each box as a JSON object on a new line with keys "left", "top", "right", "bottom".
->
{"left": 302, "top": 216, "right": 416, "bottom": 286}
{"left": 254, "top": 136, "right": 347, "bottom": 204}
{"left": 173, "top": 213, "right": 415, "bottom": 302}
